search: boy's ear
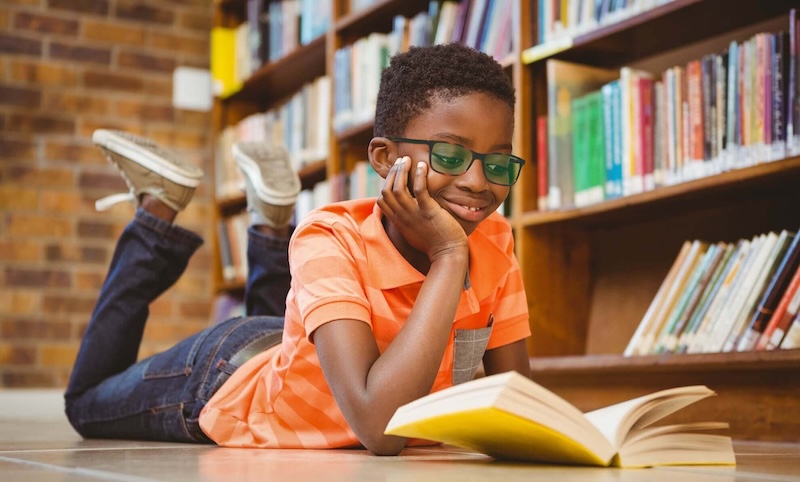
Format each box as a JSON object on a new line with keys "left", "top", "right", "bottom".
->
{"left": 368, "top": 137, "right": 396, "bottom": 178}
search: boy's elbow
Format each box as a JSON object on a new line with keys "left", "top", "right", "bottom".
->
{"left": 359, "top": 431, "right": 406, "bottom": 456}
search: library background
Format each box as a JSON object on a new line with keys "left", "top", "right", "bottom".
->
{"left": 2, "top": 0, "right": 798, "bottom": 442}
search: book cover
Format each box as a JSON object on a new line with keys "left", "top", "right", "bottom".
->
{"left": 385, "top": 371, "right": 735, "bottom": 468}
{"left": 601, "top": 79, "right": 623, "bottom": 199}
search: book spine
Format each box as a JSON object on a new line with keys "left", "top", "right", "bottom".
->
{"left": 738, "top": 230, "right": 800, "bottom": 351}
{"left": 761, "top": 263, "right": 800, "bottom": 349}
{"left": 537, "top": 115, "right": 549, "bottom": 210}
{"left": 779, "top": 311, "right": 800, "bottom": 349}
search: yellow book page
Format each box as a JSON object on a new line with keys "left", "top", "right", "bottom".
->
{"left": 385, "top": 407, "right": 609, "bottom": 466}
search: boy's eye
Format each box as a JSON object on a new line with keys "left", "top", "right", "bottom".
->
{"left": 433, "top": 154, "right": 466, "bottom": 169}
{"left": 485, "top": 163, "right": 509, "bottom": 176}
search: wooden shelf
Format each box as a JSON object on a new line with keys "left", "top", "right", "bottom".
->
{"left": 224, "top": 35, "right": 326, "bottom": 107}
{"left": 335, "top": 0, "right": 430, "bottom": 41}
{"left": 334, "top": 120, "right": 374, "bottom": 144}
{"left": 522, "top": 0, "right": 797, "bottom": 67}
{"left": 517, "top": 155, "right": 800, "bottom": 228}
{"left": 530, "top": 349, "right": 800, "bottom": 375}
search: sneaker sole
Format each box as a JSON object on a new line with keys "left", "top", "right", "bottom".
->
{"left": 93, "top": 130, "right": 202, "bottom": 188}
{"left": 232, "top": 144, "right": 300, "bottom": 206}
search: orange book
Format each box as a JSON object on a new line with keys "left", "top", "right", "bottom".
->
{"left": 687, "top": 60, "right": 704, "bottom": 162}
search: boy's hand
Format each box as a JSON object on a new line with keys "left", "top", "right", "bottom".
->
{"left": 377, "top": 157, "right": 468, "bottom": 262}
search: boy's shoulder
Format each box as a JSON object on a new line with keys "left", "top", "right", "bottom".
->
{"left": 300, "top": 198, "right": 376, "bottom": 228}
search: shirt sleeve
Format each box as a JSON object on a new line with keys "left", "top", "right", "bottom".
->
{"left": 486, "top": 243, "right": 531, "bottom": 351}
{"left": 289, "top": 217, "right": 372, "bottom": 341}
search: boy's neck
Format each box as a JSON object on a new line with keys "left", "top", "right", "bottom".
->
{"left": 382, "top": 216, "right": 431, "bottom": 275}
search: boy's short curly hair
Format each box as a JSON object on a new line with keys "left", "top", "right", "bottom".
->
{"left": 373, "top": 43, "right": 516, "bottom": 137}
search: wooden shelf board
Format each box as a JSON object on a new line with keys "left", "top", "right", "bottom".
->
{"left": 517, "top": 155, "right": 800, "bottom": 228}
{"left": 334, "top": 120, "right": 374, "bottom": 144}
{"left": 530, "top": 349, "right": 800, "bottom": 375}
{"left": 224, "top": 35, "right": 326, "bottom": 106}
{"left": 522, "top": 0, "right": 795, "bottom": 67}
{"left": 335, "top": 0, "right": 430, "bottom": 40}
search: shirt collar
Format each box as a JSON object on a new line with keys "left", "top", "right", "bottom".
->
{"left": 362, "top": 203, "right": 512, "bottom": 298}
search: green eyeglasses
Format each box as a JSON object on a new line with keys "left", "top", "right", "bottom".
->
{"left": 386, "top": 137, "right": 525, "bottom": 186}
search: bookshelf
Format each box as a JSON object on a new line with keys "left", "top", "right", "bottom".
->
{"left": 210, "top": 0, "right": 799, "bottom": 442}
{"left": 516, "top": 0, "right": 800, "bottom": 442}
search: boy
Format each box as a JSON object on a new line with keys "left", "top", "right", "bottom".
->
{"left": 65, "top": 43, "right": 531, "bottom": 456}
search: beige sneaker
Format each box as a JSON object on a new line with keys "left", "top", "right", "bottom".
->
{"left": 233, "top": 142, "right": 300, "bottom": 228}
{"left": 92, "top": 130, "right": 204, "bottom": 212}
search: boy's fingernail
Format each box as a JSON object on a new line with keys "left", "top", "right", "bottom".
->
{"left": 417, "top": 161, "right": 424, "bottom": 171}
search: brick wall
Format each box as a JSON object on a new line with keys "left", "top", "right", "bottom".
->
{"left": 0, "top": 0, "right": 215, "bottom": 387}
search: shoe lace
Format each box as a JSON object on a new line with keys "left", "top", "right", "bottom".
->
{"left": 95, "top": 192, "right": 135, "bottom": 211}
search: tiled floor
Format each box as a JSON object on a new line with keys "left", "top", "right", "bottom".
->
{"left": 1, "top": 390, "right": 798, "bottom": 481}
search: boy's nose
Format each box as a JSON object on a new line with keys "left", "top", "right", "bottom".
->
{"left": 457, "top": 159, "right": 489, "bottom": 191}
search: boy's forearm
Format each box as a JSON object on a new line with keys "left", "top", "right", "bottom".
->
{"left": 361, "top": 251, "right": 469, "bottom": 453}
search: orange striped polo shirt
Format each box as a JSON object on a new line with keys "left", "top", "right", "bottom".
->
{"left": 199, "top": 199, "right": 530, "bottom": 448}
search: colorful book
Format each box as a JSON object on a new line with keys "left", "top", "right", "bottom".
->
{"left": 738, "top": 229, "right": 800, "bottom": 350}
{"left": 760, "top": 262, "right": 800, "bottom": 349}
{"left": 385, "top": 371, "right": 735, "bottom": 468}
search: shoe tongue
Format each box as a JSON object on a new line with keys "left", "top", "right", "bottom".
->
{"left": 95, "top": 192, "right": 135, "bottom": 211}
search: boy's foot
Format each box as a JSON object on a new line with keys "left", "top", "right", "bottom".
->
{"left": 233, "top": 142, "right": 300, "bottom": 228}
{"left": 92, "top": 129, "right": 204, "bottom": 212}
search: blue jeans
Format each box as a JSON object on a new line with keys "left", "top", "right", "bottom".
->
{"left": 64, "top": 209, "right": 289, "bottom": 443}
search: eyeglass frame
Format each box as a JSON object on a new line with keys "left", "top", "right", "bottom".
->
{"left": 385, "top": 136, "right": 526, "bottom": 186}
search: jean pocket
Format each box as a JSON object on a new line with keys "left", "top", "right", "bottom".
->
{"left": 452, "top": 325, "right": 493, "bottom": 385}
{"left": 142, "top": 347, "right": 193, "bottom": 380}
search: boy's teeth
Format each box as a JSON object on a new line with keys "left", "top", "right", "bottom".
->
{"left": 462, "top": 205, "right": 480, "bottom": 212}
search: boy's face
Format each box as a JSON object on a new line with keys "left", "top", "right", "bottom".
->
{"left": 388, "top": 92, "right": 514, "bottom": 236}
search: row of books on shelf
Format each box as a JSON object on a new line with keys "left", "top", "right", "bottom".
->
{"left": 215, "top": 76, "right": 330, "bottom": 200}
{"left": 210, "top": 0, "right": 331, "bottom": 97}
{"left": 217, "top": 161, "right": 381, "bottom": 284}
{"left": 333, "top": 0, "right": 515, "bottom": 132}
{"left": 624, "top": 227, "right": 800, "bottom": 357}
{"left": 535, "top": 0, "right": 673, "bottom": 49}
{"left": 539, "top": 10, "right": 800, "bottom": 211}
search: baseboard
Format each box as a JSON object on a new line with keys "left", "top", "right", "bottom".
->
{"left": 0, "top": 389, "right": 65, "bottom": 421}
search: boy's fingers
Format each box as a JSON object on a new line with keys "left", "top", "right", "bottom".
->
{"left": 413, "top": 161, "right": 435, "bottom": 209}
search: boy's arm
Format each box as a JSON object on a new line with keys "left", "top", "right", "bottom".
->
{"left": 483, "top": 339, "right": 531, "bottom": 377}
{"left": 314, "top": 158, "right": 468, "bottom": 456}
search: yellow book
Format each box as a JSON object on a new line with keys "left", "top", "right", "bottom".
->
{"left": 211, "top": 26, "right": 242, "bottom": 98}
{"left": 385, "top": 371, "right": 735, "bottom": 468}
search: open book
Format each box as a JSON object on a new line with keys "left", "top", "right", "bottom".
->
{"left": 385, "top": 371, "right": 735, "bottom": 468}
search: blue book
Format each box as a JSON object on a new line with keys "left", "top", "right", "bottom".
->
{"left": 602, "top": 79, "right": 623, "bottom": 199}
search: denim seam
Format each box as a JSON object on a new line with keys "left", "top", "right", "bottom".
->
{"left": 134, "top": 209, "right": 203, "bottom": 249}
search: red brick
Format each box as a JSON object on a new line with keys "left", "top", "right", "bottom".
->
{"left": 0, "top": 186, "right": 38, "bottom": 209}
{"left": 7, "top": 214, "right": 73, "bottom": 237}
{"left": 83, "top": 70, "right": 143, "bottom": 92}
{"left": 9, "top": 60, "right": 79, "bottom": 86}
{"left": 44, "top": 243, "right": 106, "bottom": 263}
{"left": 118, "top": 50, "right": 175, "bottom": 73}
{"left": 75, "top": 271, "right": 106, "bottom": 290}
{"left": 6, "top": 268, "right": 72, "bottom": 288}
{"left": 2, "top": 319, "right": 72, "bottom": 340}
{"left": 78, "top": 170, "right": 126, "bottom": 191}
{"left": 143, "top": 77, "right": 173, "bottom": 98}
{"left": 45, "top": 140, "right": 104, "bottom": 165}
{"left": 50, "top": 41, "right": 111, "bottom": 64}
{"left": 0, "top": 9, "right": 9, "bottom": 29}
{"left": 6, "top": 112, "right": 75, "bottom": 134}
{"left": 2, "top": 371, "right": 58, "bottom": 388}
{"left": 78, "top": 118, "right": 145, "bottom": 138}
{"left": 150, "top": 31, "right": 208, "bottom": 56}
{"left": 76, "top": 220, "right": 116, "bottom": 239}
{"left": 178, "top": 10, "right": 212, "bottom": 32}
{"left": 40, "top": 344, "right": 79, "bottom": 368}
{"left": 115, "top": 99, "right": 174, "bottom": 122}
{"left": 0, "top": 84, "right": 41, "bottom": 107}
{"left": 44, "top": 91, "right": 110, "bottom": 115}
{"left": 116, "top": 2, "right": 174, "bottom": 25}
{"left": 0, "top": 290, "right": 42, "bottom": 314}
{"left": 83, "top": 18, "right": 145, "bottom": 46}
{"left": 0, "top": 344, "right": 36, "bottom": 365}
{"left": 0, "top": 138, "right": 37, "bottom": 160}
{"left": 40, "top": 190, "right": 84, "bottom": 213}
{"left": 1, "top": 165, "right": 75, "bottom": 188}
{"left": 42, "top": 295, "right": 96, "bottom": 314}
{"left": 4, "top": 0, "right": 43, "bottom": 5}
{"left": 14, "top": 11, "right": 79, "bottom": 36}
{"left": 0, "top": 241, "right": 40, "bottom": 262}
{"left": 47, "top": 0, "right": 109, "bottom": 16}
{"left": 0, "top": 32, "right": 42, "bottom": 56}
